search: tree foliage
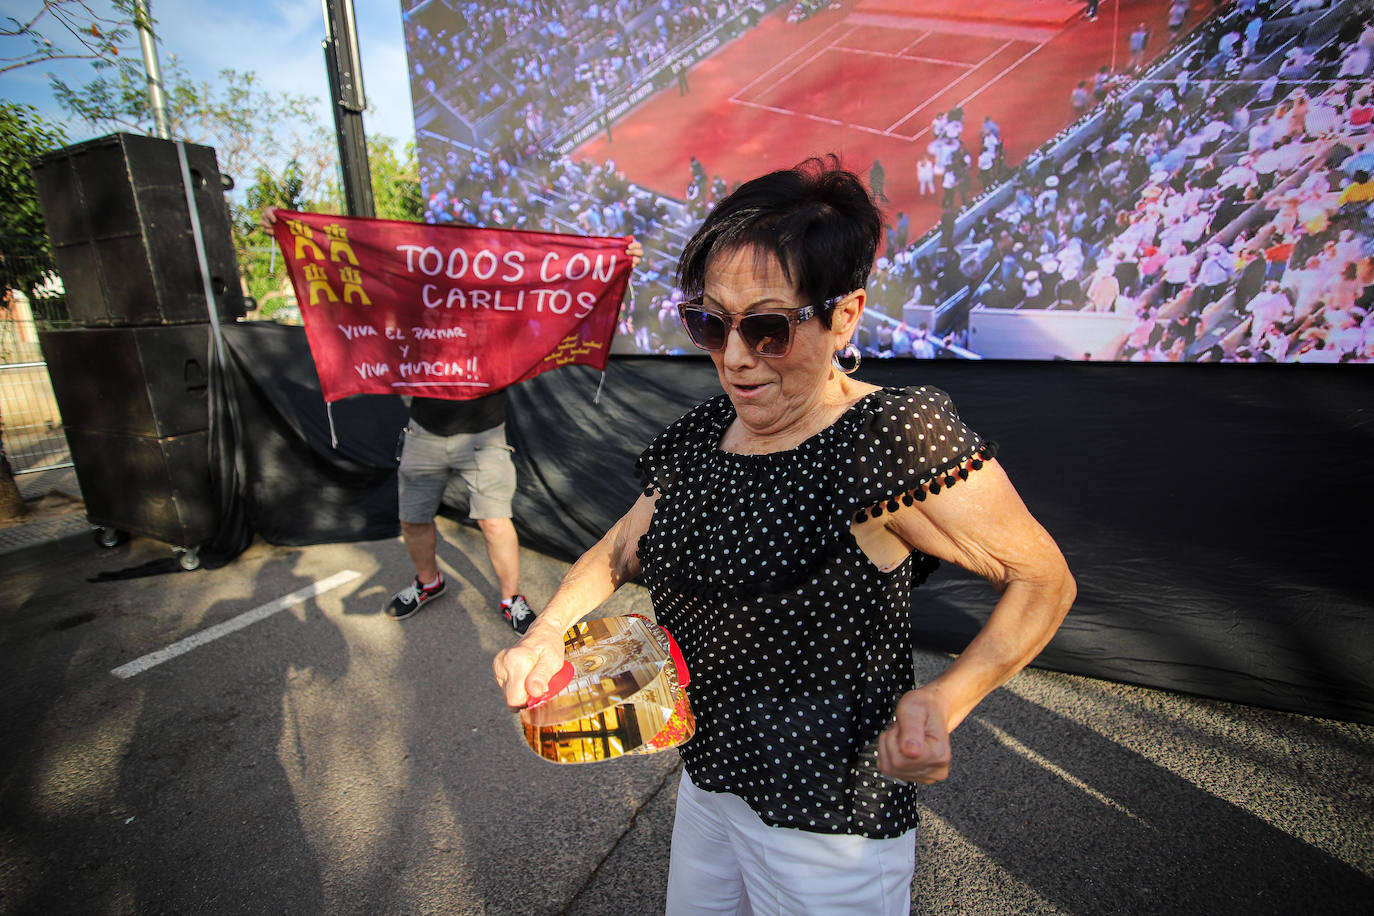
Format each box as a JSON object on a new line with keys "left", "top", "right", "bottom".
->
{"left": 359, "top": 134, "right": 424, "bottom": 223}
{"left": 0, "top": 101, "right": 67, "bottom": 240}
{"left": 51, "top": 56, "right": 337, "bottom": 203}
{"left": 0, "top": 102, "right": 68, "bottom": 312}
{"left": 0, "top": 100, "right": 68, "bottom": 510}
{"left": 235, "top": 159, "right": 313, "bottom": 313}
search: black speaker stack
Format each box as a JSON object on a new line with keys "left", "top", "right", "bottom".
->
{"left": 33, "top": 133, "right": 244, "bottom": 556}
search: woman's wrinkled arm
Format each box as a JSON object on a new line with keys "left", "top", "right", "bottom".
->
{"left": 874, "top": 459, "right": 1075, "bottom": 783}
{"left": 492, "top": 492, "right": 656, "bottom": 707}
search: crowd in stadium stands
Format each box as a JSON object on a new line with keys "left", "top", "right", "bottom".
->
{"left": 786, "top": 0, "right": 841, "bottom": 23}
{"left": 406, "top": 0, "right": 651, "bottom": 126}
{"left": 405, "top": 0, "right": 765, "bottom": 157}
{"left": 870, "top": 0, "right": 1374, "bottom": 363}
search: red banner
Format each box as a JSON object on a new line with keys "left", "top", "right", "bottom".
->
{"left": 271, "top": 211, "right": 633, "bottom": 402}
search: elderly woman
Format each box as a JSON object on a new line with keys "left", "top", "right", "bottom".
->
{"left": 494, "top": 157, "right": 1074, "bottom": 914}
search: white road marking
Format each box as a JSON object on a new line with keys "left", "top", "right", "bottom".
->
{"left": 110, "top": 570, "right": 362, "bottom": 679}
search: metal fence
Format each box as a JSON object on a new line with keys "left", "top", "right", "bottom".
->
{"left": 0, "top": 235, "right": 72, "bottom": 474}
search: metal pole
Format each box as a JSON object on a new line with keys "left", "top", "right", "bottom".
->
{"left": 321, "top": 0, "right": 375, "bottom": 217}
{"left": 132, "top": 0, "right": 170, "bottom": 139}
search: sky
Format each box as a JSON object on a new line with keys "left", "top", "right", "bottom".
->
{"left": 1, "top": 0, "right": 416, "bottom": 153}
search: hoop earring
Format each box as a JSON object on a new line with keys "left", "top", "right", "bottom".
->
{"left": 832, "top": 341, "right": 861, "bottom": 375}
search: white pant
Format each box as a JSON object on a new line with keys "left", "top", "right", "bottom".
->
{"left": 665, "top": 771, "right": 917, "bottom": 916}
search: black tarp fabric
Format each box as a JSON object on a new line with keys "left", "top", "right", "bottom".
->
{"left": 222, "top": 323, "right": 407, "bottom": 546}
{"left": 217, "top": 323, "right": 1374, "bottom": 724}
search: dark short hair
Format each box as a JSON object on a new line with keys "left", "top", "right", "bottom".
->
{"left": 676, "top": 155, "right": 881, "bottom": 327}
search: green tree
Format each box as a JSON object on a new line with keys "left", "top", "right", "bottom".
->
{"left": 367, "top": 134, "right": 424, "bottom": 223}
{"left": 0, "top": 104, "right": 67, "bottom": 521}
{"left": 236, "top": 159, "right": 313, "bottom": 316}
{"left": 0, "top": 101, "right": 67, "bottom": 242}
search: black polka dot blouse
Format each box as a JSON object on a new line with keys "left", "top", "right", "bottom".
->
{"left": 635, "top": 386, "right": 995, "bottom": 839}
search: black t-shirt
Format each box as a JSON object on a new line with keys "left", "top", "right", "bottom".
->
{"left": 408, "top": 392, "right": 507, "bottom": 436}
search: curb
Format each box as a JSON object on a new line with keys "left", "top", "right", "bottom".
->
{"left": 0, "top": 512, "right": 92, "bottom": 556}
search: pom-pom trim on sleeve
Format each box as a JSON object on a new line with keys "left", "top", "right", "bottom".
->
{"left": 850, "top": 442, "right": 999, "bottom": 525}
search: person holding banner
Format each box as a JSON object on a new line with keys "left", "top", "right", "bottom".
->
{"left": 494, "top": 157, "right": 1074, "bottom": 913}
{"left": 259, "top": 205, "right": 643, "bottom": 632}
{"left": 385, "top": 239, "right": 645, "bottom": 630}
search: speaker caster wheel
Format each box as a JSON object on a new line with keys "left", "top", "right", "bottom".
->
{"left": 93, "top": 527, "right": 124, "bottom": 548}
{"left": 176, "top": 548, "right": 201, "bottom": 571}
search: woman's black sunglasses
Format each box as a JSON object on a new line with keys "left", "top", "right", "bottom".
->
{"left": 676, "top": 294, "right": 844, "bottom": 358}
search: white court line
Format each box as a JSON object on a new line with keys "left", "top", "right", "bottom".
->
{"left": 731, "top": 20, "right": 853, "bottom": 106}
{"left": 732, "top": 22, "right": 961, "bottom": 138}
{"left": 735, "top": 32, "right": 995, "bottom": 141}
{"left": 731, "top": 19, "right": 1017, "bottom": 143}
{"left": 732, "top": 97, "right": 893, "bottom": 137}
{"left": 110, "top": 569, "right": 362, "bottom": 679}
{"left": 898, "top": 32, "right": 930, "bottom": 56}
{"left": 736, "top": 100, "right": 803, "bottom": 118}
{"left": 950, "top": 37, "right": 1056, "bottom": 121}
{"left": 884, "top": 39, "right": 1014, "bottom": 136}
{"left": 833, "top": 47, "right": 976, "bottom": 68}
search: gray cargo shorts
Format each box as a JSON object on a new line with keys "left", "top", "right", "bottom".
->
{"left": 396, "top": 421, "right": 516, "bottom": 523}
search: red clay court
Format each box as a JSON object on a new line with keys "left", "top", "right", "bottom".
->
{"left": 576, "top": 0, "right": 1192, "bottom": 242}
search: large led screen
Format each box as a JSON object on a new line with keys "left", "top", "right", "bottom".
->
{"left": 403, "top": 0, "right": 1373, "bottom": 363}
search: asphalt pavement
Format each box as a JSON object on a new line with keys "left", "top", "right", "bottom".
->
{"left": 0, "top": 480, "right": 1371, "bottom": 915}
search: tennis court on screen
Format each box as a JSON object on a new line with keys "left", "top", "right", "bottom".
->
{"left": 574, "top": 0, "right": 1164, "bottom": 237}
